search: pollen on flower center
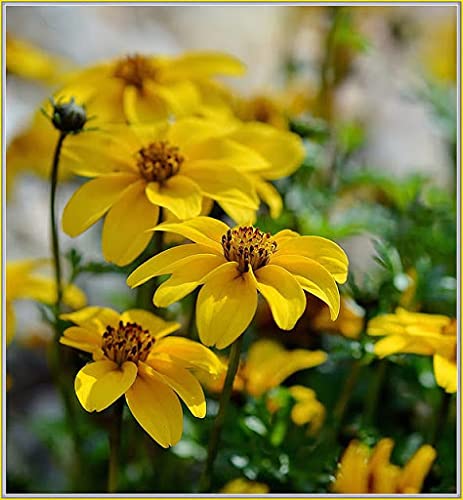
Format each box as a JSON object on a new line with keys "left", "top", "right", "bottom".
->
{"left": 136, "top": 141, "right": 184, "bottom": 183}
{"left": 102, "top": 321, "right": 154, "bottom": 365}
{"left": 114, "top": 54, "right": 157, "bottom": 88}
{"left": 221, "top": 226, "right": 277, "bottom": 273}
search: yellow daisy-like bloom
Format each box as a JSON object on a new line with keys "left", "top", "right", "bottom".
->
{"left": 63, "top": 51, "right": 244, "bottom": 123}
{"left": 201, "top": 339, "right": 327, "bottom": 397}
{"left": 127, "top": 217, "right": 348, "bottom": 349}
{"left": 310, "top": 296, "right": 365, "bottom": 339}
{"left": 61, "top": 119, "right": 264, "bottom": 266}
{"left": 332, "top": 438, "right": 436, "bottom": 493}
{"left": 367, "top": 308, "right": 457, "bottom": 393}
{"left": 6, "top": 259, "right": 86, "bottom": 345}
{"left": 59, "top": 306, "right": 224, "bottom": 447}
{"left": 6, "top": 33, "right": 70, "bottom": 85}
{"left": 220, "top": 478, "right": 270, "bottom": 494}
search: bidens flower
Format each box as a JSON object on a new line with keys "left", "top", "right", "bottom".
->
{"left": 60, "top": 306, "right": 224, "bottom": 447}
{"left": 62, "top": 119, "right": 263, "bottom": 266}
{"left": 127, "top": 217, "right": 348, "bottom": 349}
{"left": 64, "top": 51, "right": 245, "bottom": 123}
{"left": 6, "top": 259, "right": 86, "bottom": 344}
{"left": 332, "top": 438, "right": 436, "bottom": 493}
{"left": 367, "top": 308, "right": 457, "bottom": 393}
{"left": 220, "top": 478, "right": 269, "bottom": 494}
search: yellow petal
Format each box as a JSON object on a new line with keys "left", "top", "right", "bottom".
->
{"left": 254, "top": 265, "right": 306, "bottom": 330}
{"left": 397, "top": 445, "right": 436, "bottom": 493}
{"left": 154, "top": 254, "right": 226, "bottom": 307}
{"left": 60, "top": 326, "right": 102, "bottom": 353}
{"left": 167, "top": 118, "right": 232, "bottom": 150}
{"left": 373, "top": 336, "right": 409, "bottom": 357}
{"left": 145, "top": 176, "right": 202, "bottom": 220}
{"left": 270, "top": 255, "right": 340, "bottom": 320}
{"left": 62, "top": 174, "right": 137, "bottom": 237}
{"left": 60, "top": 306, "right": 120, "bottom": 333}
{"left": 184, "top": 161, "right": 259, "bottom": 208}
{"left": 122, "top": 85, "right": 168, "bottom": 124}
{"left": 153, "top": 217, "right": 229, "bottom": 252}
{"left": 273, "top": 229, "right": 299, "bottom": 245}
{"left": 147, "top": 357, "right": 206, "bottom": 417}
{"left": 102, "top": 180, "right": 159, "bottom": 266}
{"left": 151, "top": 336, "right": 225, "bottom": 375}
{"left": 217, "top": 201, "right": 257, "bottom": 225}
{"left": 148, "top": 80, "right": 200, "bottom": 117}
{"left": 126, "top": 363, "right": 183, "bottom": 447}
{"left": 196, "top": 262, "right": 257, "bottom": 349}
{"left": 332, "top": 441, "right": 370, "bottom": 493}
{"left": 75, "top": 360, "right": 137, "bottom": 412}
{"left": 120, "top": 309, "right": 180, "bottom": 339}
{"left": 185, "top": 138, "right": 269, "bottom": 172}
{"left": 433, "top": 354, "right": 457, "bottom": 393}
{"left": 228, "top": 122, "right": 305, "bottom": 180}
{"left": 165, "top": 51, "right": 245, "bottom": 79}
{"left": 276, "top": 236, "right": 349, "bottom": 284}
{"left": 127, "top": 243, "right": 218, "bottom": 288}
{"left": 62, "top": 283, "right": 87, "bottom": 309}
{"left": 256, "top": 180, "right": 283, "bottom": 219}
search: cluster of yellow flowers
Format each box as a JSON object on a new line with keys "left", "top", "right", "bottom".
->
{"left": 7, "top": 37, "right": 454, "bottom": 493}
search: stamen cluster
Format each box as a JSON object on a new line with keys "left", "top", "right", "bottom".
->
{"left": 136, "top": 141, "right": 184, "bottom": 183}
{"left": 114, "top": 54, "right": 157, "bottom": 88}
{"left": 222, "top": 226, "right": 277, "bottom": 273}
{"left": 102, "top": 321, "right": 154, "bottom": 365}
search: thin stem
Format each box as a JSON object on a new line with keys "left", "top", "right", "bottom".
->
{"left": 136, "top": 208, "right": 164, "bottom": 311}
{"left": 333, "top": 359, "right": 362, "bottom": 432}
{"left": 363, "top": 359, "right": 387, "bottom": 427}
{"left": 108, "top": 399, "right": 124, "bottom": 493}
{"left": 199, "top": 335, "right": 244, "bottom": 493}
{"left": 430, "top": 391, "right": 453, "bottom": 446}
{"left": 50, "top": 131, "right": 67, "bottom": 324}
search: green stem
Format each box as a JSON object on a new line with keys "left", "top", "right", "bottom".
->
{"left": 136, "top": 208, "right": 164, "bottom": 311}
{"left": 108, "top": 399, "right": 124, "bottom": 493}
{"left": 363, "top": 359, "right": 387, "bottom": 427}
{"left": 333, "top": 359, "right": 362, "bottom": 432}
{"left": 199, "top": 335, "right": 244, "bottom": 493}
{"left": 430, "top": 391, "right": 453, "bottom": 446}
{"left": 50, "top": 131, "right": 67, "bottom": 324}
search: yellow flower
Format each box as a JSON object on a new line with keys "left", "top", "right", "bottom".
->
{"left": 287, "top": 386, "right": 325, "bottom": 434}
{"left": 202, "top": 339, "right": 327, "bottom": 397}
{"left": 332, "top": 438, "right": 436, "bottom": 493}
{"left": 59, "top": 306, "right": 224, "bottom": 447}
{"left": 61, "top": 119, "right": 263, "bottom": 266}
{"left": 6, "top": 259, "right": 86, "bottom": 345}
{"left": 127, "top": 217, "right": 348, "bottom": 349}
{"left": 220, "top": 478, "right": 270, "bottom": 493}
{"left": 367, "top": 308, "right": 457, "bottom": 393}
{"left": 6, "top": 33, "right": 70, "bottom": 85}
{"left": 63, "top": 51, "right": 245, "bottom": 123}
{"left": 310, "top": 296, "right": 365, "bottom": 339}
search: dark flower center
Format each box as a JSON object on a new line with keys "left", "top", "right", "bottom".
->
{"left": 222, "top": 226, "right": 277, "bottom": 273}
{"left": 114, "top": 54, "right": 157, "bottom": 89}
{"left": 136, "top": 141, "right": 184, "bottom": 183}
{"left": 102, "top": 321, "right": 154, "bottom": 365}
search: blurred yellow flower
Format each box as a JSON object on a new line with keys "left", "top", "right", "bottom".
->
{"left": 220, "top": 478, "right": 270, "bottom": 493}
{"left": 287, "top": 385, "right": 325, "bottom": 433}
{"left": 127, "top": 217, "right": 348, "bottom": 349}
{"left": 64, "top": 51, "right": 245, "bottom": 123}
{"left": 60, "top": 306, "right": 224, "bottom": 447}
{"left": 332, "top": 438, "right": 436, "bottom": 493}
{"left": 310, "top": 296, "right": 365, "bottom": 339}
{"left": 367, "top": 308, "right": 457, "bottom": 393}
{"left": 6, "top": 259, "right": 86, "bottom": 345}
{"left": 61, "top": 119, "right": 262, "bottom": 266}
{"left": 202, "top": 339, "right": 327, "bottom": 397}
{"left": 6, "top": 33, "right": 70, "bottom": 85}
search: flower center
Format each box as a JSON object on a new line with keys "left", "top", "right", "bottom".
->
{"left": 102, "top": 321, "right": 154, "bottom": 365}
{"left": 221, "top": 226, "right": 277, "bottom": 273}
{"left": 136, "top": 141, "right": 184, "bottom": 183}
{"left": 114, "top": 54, "right": 157, "bottom": 89}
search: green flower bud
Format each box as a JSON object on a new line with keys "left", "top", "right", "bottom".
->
{"left": 51, "top": 97, "right": 87, "bottom": 134}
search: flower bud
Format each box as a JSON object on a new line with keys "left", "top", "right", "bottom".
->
{"left": 51, "top": 97, "right": 87, "bottom": 134}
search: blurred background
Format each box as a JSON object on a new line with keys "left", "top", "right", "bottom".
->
{"left": 6, "top": 5, "right": 457, "bottom": 493}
